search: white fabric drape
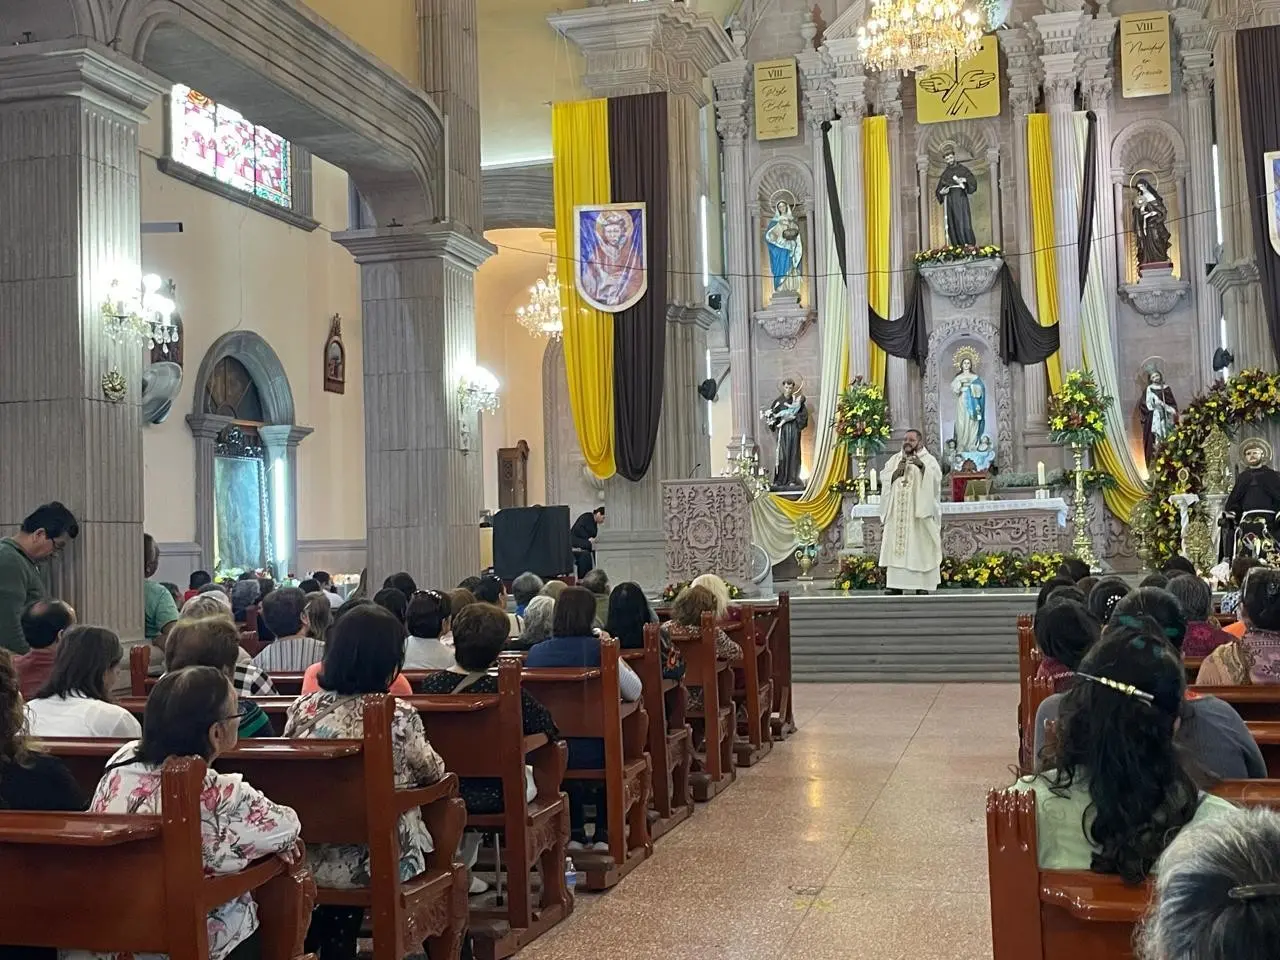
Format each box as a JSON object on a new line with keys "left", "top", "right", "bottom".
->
{"left": 1073, "top": 113, "right": 1147, "bottom": 496}
{"left": 751, "top": 119, "right": 851, "bottom": 563}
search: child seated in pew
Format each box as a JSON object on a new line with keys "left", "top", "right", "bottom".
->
{"left": 1032, "top": 598, "right": 1099, "bottom": 694}
{"left": 299, "top": 600, "right": 416, "bottom": 696}
{"left": 1014, "top": 615, "right": 1236, "bottom": 882}
{"left": 284, "top": 604, "right": 446, "bottom": 960}
{"left": 79, "top": 666, "right": 302, "bottom": 960}
{"left": 1138, "top": 806, "right": 1280, "bottom": 959}
{"left": 0, "top": 649, "right": 86, "bottom": 811}
{"left": 165, "top": 618, "right": 274, "bottom": 737}
{"left": 1034, "top": 588, "right": 1265, "bottom": 781}
{"left": 402, "top": 590, "right": 456, "bottom": 670}
{"left": 25, "top": 626, "right": 140, "bottom": 740}
{"left": 526, "top": 586, "right": 641, "bottom": 851}
{"left": 1198, "top": 566, "right": 1280, "bottom": 685}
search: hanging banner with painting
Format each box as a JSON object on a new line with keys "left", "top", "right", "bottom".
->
{"left": 1119, "top": 12, "right": 1172, "bottom": 98}
{"left": 574, "top": 202, "right": 648, "bottom": 313}
{"left": 754, "top": 58, "right": 799, "bottom": 140}
{"left": 1266, "top": 151, "right": 1280, "bottom": 257}
{"left": 915, "top": 37, "right": 1001, "bottom": 125}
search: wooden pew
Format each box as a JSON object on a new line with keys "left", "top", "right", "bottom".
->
{"left": 1246, "top": 720, "right": 1280, "bottom": 777}
{"left": 413, "top": 658, "right": 573, "bottom": 960}
{"left": 0, "top": 756, "right": 314, "bottom": 960}
{"left": 633, "top": 625, "right": 694, "bottom": 841}
{"left": 768, "top": 593, "right": 796, "bottom": 739}
{"left": 1190, "top": 685, "right": 1280, "bottom": 721}
{"left": 521, "top": 637, "right": 652, "bottom": 889}
{"left": 1020, "top": 674, "right": 1056, "bottom": 773}
{"left": 45, "top": 696, "right": 470, "bottom": 960}
{"left": 732, "top": 609, "right": 774, "bottom": 766}
{"left": 668, "top": 612, "right": 737, "bottom": 801}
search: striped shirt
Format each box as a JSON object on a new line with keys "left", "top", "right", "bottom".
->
{"left": 234, "top": 662, "right": 277, "bottom": 697}
{"left": 252, "top": 636, "right": 326, "bottom": 674}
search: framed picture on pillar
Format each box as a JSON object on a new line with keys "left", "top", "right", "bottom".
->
{"left": 323, "top": 313, "right": 345, "bottom": 394}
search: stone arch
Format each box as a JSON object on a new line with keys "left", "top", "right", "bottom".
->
{"left": 482, "top": 164, "right": 554, "bottom": 231}
{"left": 1110, "top": 117, "right": 1185, "bottom": 183}
{"left": 192, "top": 330, "right": 296, "bottom": 425}
{"left": 750, "top": 156, "right": 814, "bottom": 215}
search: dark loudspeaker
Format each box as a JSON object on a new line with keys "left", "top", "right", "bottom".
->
{"left": 492, "top": 505, "right": 573, "bottom": 581}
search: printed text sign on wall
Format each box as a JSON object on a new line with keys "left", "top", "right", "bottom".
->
{"left": 1120, "top": 12, "right": 1172, "bottom": 98}
{"left": 754, "top": 58, "right": 799, "bottom": 141}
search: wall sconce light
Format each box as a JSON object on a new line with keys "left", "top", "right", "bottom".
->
{"left": 102, "top": 272, "right": 179, "bottom": 352}
{"left": 458, "top": 366, "right": 501, "bottom": 414}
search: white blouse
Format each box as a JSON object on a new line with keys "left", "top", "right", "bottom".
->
{"left": 25, "top": 693, "right": 141, "bottom": 739}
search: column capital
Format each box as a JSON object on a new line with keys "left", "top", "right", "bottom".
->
{"left": 710, "top": 59, "right": 752, "bottom": 146}
{"left": 186, "top": 414, "right": 235, "bottom": 441}
{"left": 874, "top": 73, "right": 903, "bottom": 120}
{"left": 333, "top": 226, "right": 495, "bottom": 271}
{"left": 1209, "top": 257, "right": 1261, "bottom": 293}
{"left": 258, "top": 424, "right": 315, "bottom": 453}
{"left": 796, "top": 50, "right": 835, "bottom": 128}
{"left": 0, "top": 38, "right": 165, "bottom": 120}
{"left": 1080, "top": 17, "right": 1117, "bottom": 109}
{"left": 1000, "top": 27, "right": 1043, "bottom": 115}
{"left": 1032, "top": 10, "right": 1087, "bottom": 58}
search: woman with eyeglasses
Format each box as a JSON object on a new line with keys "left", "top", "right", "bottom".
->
{"left": 85, "top": 666, "right": 301, "bottom": 960}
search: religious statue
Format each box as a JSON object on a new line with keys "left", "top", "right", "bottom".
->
{"left": 763, "top": 377, "right": 809, "bottom": 490}
{"left": 1132, "top": 177, "right": 1172, "bottom": 269}
{"left": 950, "top": 347, "right": 986, "bottom": 454}
{"left": 764, "top": 199, "right": 804, "bottom": 295}
{"left": 878, "top": 430, "right": 943, "bottom": 594}
{"left": 1222, "top": 437, "right": 1280, "bottom": 559}
{"left": 1137, "top": 362, "right": 1177, "bottom": 466}
{"left": 935, "top": 147, "right": 978, "bottom": 246}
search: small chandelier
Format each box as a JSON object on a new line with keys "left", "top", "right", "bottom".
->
{"left": 515, "top": 257, "right": 563, "bottom": 340}
{"left": 458, "top": 366, "right": 501, "bottom": 414}
{"left": 857, "top": 0, "right": 984, "bottom": 74}
{"left": 102, "top": 273, "right": 180, "bottom": 352}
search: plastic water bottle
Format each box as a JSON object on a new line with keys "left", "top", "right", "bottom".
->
{"left": 564, "top": 856, "right": 578, "bottom": 896}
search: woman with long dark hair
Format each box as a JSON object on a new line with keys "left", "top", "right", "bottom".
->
{"left": 0, "top": 650, "right": 84, "bottom": 811}
{"left": 1014, "top": 616, "right": 1235, "bottom": 882}
{"left": 25, "top": 626, "right": 139, "bottom": 738}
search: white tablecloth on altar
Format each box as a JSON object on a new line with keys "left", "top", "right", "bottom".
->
{"left": 847, "top": 497, "right": 1069, "bottom": 527}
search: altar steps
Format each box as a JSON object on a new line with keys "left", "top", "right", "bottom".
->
{"left": 787, "top": 591, "right": 1033, "bottom": 682}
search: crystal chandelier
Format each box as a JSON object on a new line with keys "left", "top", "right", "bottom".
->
{"left": 458, "top": 366, "right": 501, "bottom": 414}
{"left": 857, "top": 0, "right": 984, "bottom": 74}
{"left": 101, "top": 273, "right": 180, "bottom": 352}
{"left": 515, "top": 257, "right": 563, "bottom": 340}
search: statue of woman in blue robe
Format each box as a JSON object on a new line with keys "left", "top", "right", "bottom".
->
{"left": 764, "top": 200, "right": 803, "bottom": 295}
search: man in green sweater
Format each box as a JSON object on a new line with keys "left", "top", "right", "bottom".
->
{"left": 0, "top": 502, "right": 79, "bottom": 654}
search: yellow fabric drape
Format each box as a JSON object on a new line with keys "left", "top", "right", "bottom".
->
{"left": 864, "top": 116, "right": 890, "bottom": 390}
{"left": 1027, "top": 113, "right": 1063, "bottom": 393}
{"left": 552, "top": 99, "right": 615, "bottom": 479}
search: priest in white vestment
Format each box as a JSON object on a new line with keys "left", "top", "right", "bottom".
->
{"left": 878, "top": 430, "right": 943, "bottom": 594}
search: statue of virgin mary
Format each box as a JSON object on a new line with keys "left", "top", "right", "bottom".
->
{"left": 950, "top": 347, "right": 986, "bottom": 454}
{"left": 764, "top": 199, "right": 803, "bottom": 294}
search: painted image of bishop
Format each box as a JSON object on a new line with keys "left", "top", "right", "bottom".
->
{"left": 575, "top": 203, "right": 648, "bottom": 313}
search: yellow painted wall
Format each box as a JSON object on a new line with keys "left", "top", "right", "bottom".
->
{"left": 302, "top": 0, "right": 419, "bottom": 84}
{"left": 138, "top": 99, "right": 366, "bottom": 552}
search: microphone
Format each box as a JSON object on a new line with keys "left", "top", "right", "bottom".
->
{"left": 688, "top": 462, "right": 702, "bottom": 478}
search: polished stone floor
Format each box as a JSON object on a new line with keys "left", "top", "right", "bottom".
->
{"left": 516, "top": 682, "right": 1016, "bottom": 960}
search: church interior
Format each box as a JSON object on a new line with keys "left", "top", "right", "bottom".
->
{"left": 6, "top": 0, "right": 1280, "bottom": 956}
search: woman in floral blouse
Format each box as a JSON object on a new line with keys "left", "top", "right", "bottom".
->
{"left": 284, "top": 603, "right": 446, "bottom": 960}
{"left": 80, "top": 666, "right": 301, "bottom": 960}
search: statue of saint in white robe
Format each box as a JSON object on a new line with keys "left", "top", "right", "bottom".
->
{"left": 878, "top": 448, "right": 943, "bottom": 592}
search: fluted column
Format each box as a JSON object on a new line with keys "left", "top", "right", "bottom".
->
{"left": 0, "top": 40, "right": 163, "bottom": 643}
{"left": 1034, "top": 10, "right": 1087, "bottom": 370}
{"left": 259, "top": 425, "right": 314, "bottom": 581}
{"left": 710, "top": 60, "right": 754, "bottom": 459}
{"left": 419, "top": 0, "right": 482, "bottom": 231}
{"left": 1174, "top": 11, "right": 1220, "bottom": 387}
{"left": 1081, "top": 17, "right": 1120, "bottom": 352}
{"left": 332, "top": 228, "right": 493, "bottom": 589}
{"left": 828, "top": 39, "right": 869, "bottom": 378}
{"left": 880, "top": 77, "right": 917, "bottom": 434}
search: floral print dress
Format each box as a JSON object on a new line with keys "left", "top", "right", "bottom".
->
{"left": 283, "top": 691, "right": 446, "bottom": 887}
{"left": 71, "top": 741, "right": 301, "bottom": 960}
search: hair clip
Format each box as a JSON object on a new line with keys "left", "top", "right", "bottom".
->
{"left": 1076, "top": 671, "right": 1156, "bottom": 704}
{"left": 1229, "top": 883, "right": 1280, "bottom": 901}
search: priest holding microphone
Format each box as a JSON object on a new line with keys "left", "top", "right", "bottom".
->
{"left": 878, "top": 429, "right": 943, "bottom": 595}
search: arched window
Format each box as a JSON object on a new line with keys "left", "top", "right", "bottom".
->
{"left": 204, "top": 356, "right": 266, "bottom": 422}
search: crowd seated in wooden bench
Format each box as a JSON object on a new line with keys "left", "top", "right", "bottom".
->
{"left": 250, "top": 588, "right": 326, "bottom": 674}
{"left": 1197, "top": 566, "right": 1280, "bottom": 685}
{"left": 0, "top": 754, "right": 315, "bottom": 960}
{"left": 663, "top": 586, "right": 742, "bottom": 753}
{"left": 166, "top": 616, "right": 276, "bottom": 737}
{"left": 403, "top": 590, "right": 457, "bottom": 671}
{"left": 132, "top": 640, "right": 278, "bottom": 700}
{"left": 26, "top": 626, "right": 140, "bottom": 740}
{"left": 415, "top": 658, "right": 573, "bottom": 960}
{"left": 635, "top": 623, "right": 693, "bottom": 840}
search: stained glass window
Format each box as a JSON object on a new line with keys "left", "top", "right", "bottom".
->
{"left": 170, "top": 84, "right": 292, "bottom": 208}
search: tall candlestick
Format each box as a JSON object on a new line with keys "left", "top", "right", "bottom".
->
{"left": 1037, "top": 460, "right": 1046, "bottom": 486}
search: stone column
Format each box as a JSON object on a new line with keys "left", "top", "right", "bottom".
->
{"left": 1081, "top": 17, "right": 1120, "bottom": 353}
{"left": 0, "top": 40, "right": 163, "bottom": 643}
{"left": 879, "top": 78, "right": 918, "bottom": 436}
{"left": 419, "top": 0, "right": 482, "bottom": 232}
{"left": 259, "top": 425, "right": 314, "bottom": 580}
{"left": 710, "top": 59, "right": 754, "bottom": 460}
{"left": 1174, "top": 11, "right": 1220, "bottom": 387}
{"left": 332, "top": 228, "right": 493, "bottom": 589}
{"left": 1034, "top": 10, "right": 1086, "bottom": 370}
{"left": 186, "top": 414, "right": 235, "bottom": 571}
{"left": 828, "top": 39, "right": 870, "bottom": 378}
{"left": 797, "top": 47, "right": 834, "bottom": 334}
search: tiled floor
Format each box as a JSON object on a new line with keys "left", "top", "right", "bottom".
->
{"left": 514, "top": 682, "right": 1017, "bottom": 960}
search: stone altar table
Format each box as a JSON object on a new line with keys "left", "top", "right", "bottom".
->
{"left": 841, "top": 497, "right": 1069, "bottom": 557}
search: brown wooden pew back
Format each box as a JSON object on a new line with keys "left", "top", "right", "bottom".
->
{"left": 667, "top": 612, "right": 736, "bottom": 801}
{"left": 732, "top": 611, "right": 774, "bottom": 766}
{"left": 635, "top": 624, "right": 693, "bottom": 840}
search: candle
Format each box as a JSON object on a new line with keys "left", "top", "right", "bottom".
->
{"left": 870, "top": 468, "right": 878, "bottom": 493}
{"left": 1037, "top": 461, "right": 1046, "bottom": 486}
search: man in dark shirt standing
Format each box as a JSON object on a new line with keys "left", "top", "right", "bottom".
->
{"left": 570, "top": 506, "right": 606, "bottom": 579}
{"left": 0, "top": 502, "right": 79, "bottom": 654}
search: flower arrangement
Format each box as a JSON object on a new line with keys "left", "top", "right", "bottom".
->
{"left": 661, "top": 580, "right": 744, "bottom": 603}
{"left": 1047, "top": 369, "right": 1112, "bottom": 447}
{"left": 991, "top": 468, "right": 1116, "bottom": 492}
{"left": 828, "top": 477, "right": 864, "bottom": 495}
{"left": 833, "top": 376, "right": 892, "bottom": 455}
{"left": 835, "top": 551, "right": 1065, "bottom": 591}
{"left": 914, "top": 243, "right": 1002, "bottom": 265}
{"left": 1138, "top": 369, "right": 1280, "bottom": 566}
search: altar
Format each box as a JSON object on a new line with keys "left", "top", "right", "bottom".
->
{"left": 841, "top": 497, "right": 1069, "bottom": 558}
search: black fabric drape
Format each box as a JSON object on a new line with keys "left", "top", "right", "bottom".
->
{"left": 868, "top": 270, "right": 928, "bottom": 368}
{"left": 1238, "top": 26, "right": 1280, "bottom": 367}
{"left": 998, "top": 263, "right": 1060, "bottom": 364}
{"left": 607, "top": 92, "right": 669, "bottom": 481}
{"left": 822, "top": 122, "right": 848, "bottom": 283}
{"left": 1078, "top": 111, "right": 1098, "bottom": 292}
